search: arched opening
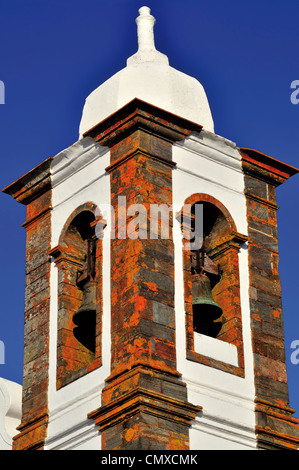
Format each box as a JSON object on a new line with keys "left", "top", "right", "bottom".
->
{"left": 51, "top": 203, "right": 104, "bottom": 388}
{"left": 189, "top": 201, "right": 230, "bottom": 338}
{"left": 64, "top": 211, "right": 96, "bottom": 354}
{"left": 180, "top": 194, "right": 246, "bottom": 375}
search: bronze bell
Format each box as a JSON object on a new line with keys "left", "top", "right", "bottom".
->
{"left": 192, "top": 272, "right": 222, "bottom": 324}
{"left": 72, "top": 237, "right": 97, "bottom": 352}
{"left": 73, "top": 280, "right": 97, "bottom": 327}
{"left": 73, "top": 237, "right": 96, "bottom": 328}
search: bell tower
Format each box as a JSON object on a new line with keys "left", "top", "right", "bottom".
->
{"left": 3, "top": 7, "right": 299, "bottom": 450}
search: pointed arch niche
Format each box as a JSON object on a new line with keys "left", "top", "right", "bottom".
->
{"left": 49, "top": 202, "right": 106, "bottom": 389}
{"left": 179, "top": 194, "right": 247, "bottom": 377}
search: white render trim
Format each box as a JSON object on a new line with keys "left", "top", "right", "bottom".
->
{"left": 47, "top": 380, "right": 105, "bottom": 422}
{"left": 194, "top": 333, "right": 239, "bottom": 367}
{"left": 185, "top": 369, "right": 257, "bottom": 449}
{"left": 190, "top": 413, "right": 257, "bottom": 450}
{"left": 176, "top": 130, "right": 241, "bottom": 167}
{"left": 173, "top": 165, "right": 244, "bottom": 197}
{"left": 51, "top": 170, "right": 108, "bottom": 211}
{"left": 183, "top": 372, "right": 256, "bottom": 407}
{"left": 51, "top": 137, "right": 109, "bottom": 189}
{"left": 50, "top": 140, "right": 111, "bottom": 246}
{"left": 45, "top": 384, "right": 103, "bottom": 450}
{"left": 173, "top": 131, "right": 244, "bottom": 187}
{"left": 45, "top": 419, "right": 100, "bottom": 450}
{"left": 173, "top": 130, "right": 256, "bottom": 449}
{"left": 46, "top": 138, "right": 112, "bottom": 450}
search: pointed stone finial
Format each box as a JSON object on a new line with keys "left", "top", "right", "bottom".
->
{"left": 127, "top": 6, "right": 168, "bottom": 65}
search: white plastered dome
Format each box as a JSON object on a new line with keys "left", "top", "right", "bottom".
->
{"left": 79, "top": 7, "right": 214, "bottom": 137}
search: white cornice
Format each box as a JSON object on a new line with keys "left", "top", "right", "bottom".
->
{"left": 175, "top": 130, "right": 242, "bottom": 172}
{"left": 51, "top": 137, "right": 109, "bottom": 189}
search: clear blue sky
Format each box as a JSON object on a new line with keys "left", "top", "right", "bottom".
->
{"left": 0, "top": 0, "right": 298, "bottom": 418}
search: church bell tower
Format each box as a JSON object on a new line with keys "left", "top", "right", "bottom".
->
{"left": 3, "top": 7, "right": 299, "bottom": 450}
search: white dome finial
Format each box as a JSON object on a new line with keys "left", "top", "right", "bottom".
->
{"left": 127, "top": 6, "right": 168, "bottom": 65}
{"left": 79, "top": 6, "right": 215, "bottom": 136}
{"left": 136, "top": 7, "right": 156, "bottom": 52}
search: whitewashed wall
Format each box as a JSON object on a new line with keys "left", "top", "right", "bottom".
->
{"left": 172, "top": 130, "right": 257, "bottom": 450}
{"left": 0, "top": 378, "right": 22, "bottom": 450}
{"left": 45, "top": 137, "right": 111, "bottom": 450}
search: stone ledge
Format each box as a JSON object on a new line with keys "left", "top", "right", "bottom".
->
{"left": 88, "top": 386, "right": 202, "bottom": 432}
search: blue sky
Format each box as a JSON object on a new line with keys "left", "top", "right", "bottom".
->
{"left": 0, "top": 0, "right": 299, "bottom": 418}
